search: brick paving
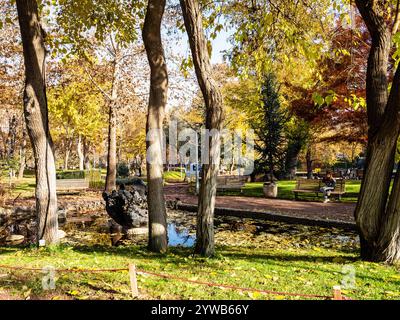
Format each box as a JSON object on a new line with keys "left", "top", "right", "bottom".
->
{"left": 164, "top": 183, "right": 356, "bottom": 223}
{"left": 7, "top": 183, "right": 356, "bottom": 224}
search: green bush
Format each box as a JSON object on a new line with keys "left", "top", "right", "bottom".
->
{"left": 117, "top": 162, "right": 130, "bottom": 178}
{"left": 56, "top": 170, "right": 85, "bottom": 179}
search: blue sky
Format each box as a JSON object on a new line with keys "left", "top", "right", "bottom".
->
{"left": 169, "top": 23, "right": 233, "bottom": 65}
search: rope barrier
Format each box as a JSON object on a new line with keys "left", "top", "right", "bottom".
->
{"left": 0, "top": 264, "right": 128, "bottom": 273}
{"left": 135, "top": 268, "right": 332, "bottom": 299}
{"left": 0, "top": 263, "right": 344, "bottom": 300}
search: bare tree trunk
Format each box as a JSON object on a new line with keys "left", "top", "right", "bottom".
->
{"left": 6, "top": 115, "right": 17, "bottom": 159}
{"left": 180, "top": 0, "right": 224, "bottom": 257}
{"left": 306, "top": 147, "right": 313, "bottom": 179}
{"left": 16, "top": 0, "right": 58, "bottom": 244}
{"left": 63, "top": 138, "right": 72, "bottom": 170}
{"left": 354, "top": 0, "right": 400, "bottom": 263}
{"left": 142, "top": 0, "right": 168, "bottom": 253}
{"left": 83, "top": 137, "right": 91, "bottom": 170}
{"left": 105, "top": 54, "right": 120, "bottom": 192}
{"left": 18, "top": 128, "right": 27, "bottom": 179}
{"left": 64, "top": 148, "right": 69, "bottom": 170}
{"left": 285, "top": 143, "right": 300, "bottom": 180}
{"left": 77, "top": 134, "right": 84, "bottom": 171}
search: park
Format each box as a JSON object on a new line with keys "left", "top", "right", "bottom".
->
{"left": 1, "top": 0, "right": 400, "bottom": 302}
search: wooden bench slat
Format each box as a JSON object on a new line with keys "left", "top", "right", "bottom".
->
{"left": 216, "top": 175, "right": 248, "bottom": 192}
{"left": 293, "top": 178, "right": 346, "bottom": 200}
{"left": 56, "top": 179, "right": 89, "bottom": 191}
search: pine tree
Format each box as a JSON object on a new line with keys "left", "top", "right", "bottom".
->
{"left": 253, "top": 73, "right": 286, "bottom": 181}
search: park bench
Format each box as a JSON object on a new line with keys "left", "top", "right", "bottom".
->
{"left": 292, "top": 178, "right": 346, "bottom": 201}
{"left": 56, "top": 179, "right": 89, "bottom": 193}
{"left": 216, "top": 175, "right": 249, "bottom": 193}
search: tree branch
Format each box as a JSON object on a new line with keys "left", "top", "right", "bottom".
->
{"left": 83, "top": 65, "right": 112, "bottom": 101}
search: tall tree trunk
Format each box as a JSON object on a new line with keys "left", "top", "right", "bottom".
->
{"left": 306, "top": 146, "right": 313, "bottom": 179}
{"left": 18, "top": 128, "right": 27, "bottom": 179}
{"left": 63, "top": 137, "right": 73, "bottom": 170}
{"left": 354, "top": 0, "right": 400, "bottom": 263}
{"left": 285, "top": 141, "right": 301, "bottom": 180}
{"left": 16, "top": 0, "right": 58, "bottom": 244}
{"left": 105, "top": 103, "right": 117, "bottom": 190}
{"left": 83, "top": 137, "right": 91, "bottom": 170}
{"left": 105, "top": 51, "right": 120, "bottom": 192}
{"left": 142, "top": 0, "right": 168, "bottom": 253}
{"left": 64, "top": 148, "right": 69, "bottom": 170}
{"left": 77, "top": 134, "right": 84, "bottom": 171}
{"left": 180, "top": 0, "right": 224, "bottom": 257}
{"left": 6, "top": 115, "right": 17, "bottom": 159}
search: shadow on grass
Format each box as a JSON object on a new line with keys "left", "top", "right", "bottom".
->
{"left": 69, "top": 243, "right": 360, "bottom": 265}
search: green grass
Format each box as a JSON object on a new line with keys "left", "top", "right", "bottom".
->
{"left": 220, "top": 180, "right": 362, "bottom": 203}
{"left": 0, "top": 177, "right": 36, "bottom": 198}
{"left": 0, "top": 240, "right": 399, "bottom": 300}
{"left": 163, "top": 170, "right": 186, "bottom": 183}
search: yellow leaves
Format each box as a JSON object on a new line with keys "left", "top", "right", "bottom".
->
{"left": 22, "top": 286, "right": 31, "bottom": 300}
{"left": 263, "top": 275, "right": 279, "bottom": 284}
{"left": 388, "top": 274, "right": 400, "bottom": 281}
{"left": 67, "top": 290, "right": 79, "bottom": 296}
{"left": 67, "top": 289, "right": 89, "bottom": 300}
{"left": 118, "top": 288, "right": 131, "bottom": 295}
{"left": 247, "top": 291, "right": 262, "bottom": 300}
{"left": 295, "top": 276, "right": 307, "bottom": 282}
{"left": 384, "top": 291, "right": 400, "bottom": 297}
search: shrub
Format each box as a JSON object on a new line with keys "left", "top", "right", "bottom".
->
{"left": 117, "top": 162, "right": 130, "bottom": 178}
{"left": 56, "top": 170, "right": 85, "bottom": 179}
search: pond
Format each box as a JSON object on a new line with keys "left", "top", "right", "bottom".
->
{"left": 167, "top": 223, "right": 195, "bottom": 247}
{"left": 2, "top": 206, "right": 357, "bottom": 251}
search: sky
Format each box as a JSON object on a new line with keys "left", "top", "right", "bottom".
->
{"left": 161, "top": 23, "right": 234, "bottom": 110}
{"left": 167, "top": 20, "right": 234, "bottom": 65}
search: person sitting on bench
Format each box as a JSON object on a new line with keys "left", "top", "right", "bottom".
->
{"left": 320, "top": 171, "right": 336, "bottom": 203}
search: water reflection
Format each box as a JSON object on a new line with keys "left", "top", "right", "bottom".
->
{"left": 167, "top": 223, "right": 195, "bottom": 247}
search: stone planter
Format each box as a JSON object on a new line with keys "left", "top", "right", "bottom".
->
{"left": 263, "top": 182, "right": 278, "bottom": 198}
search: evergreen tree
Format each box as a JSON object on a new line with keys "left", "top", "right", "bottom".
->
{"left": 253, "top": 73, "right": 286, "bottom": 180}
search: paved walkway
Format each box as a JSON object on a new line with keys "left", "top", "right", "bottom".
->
{"left": 164, "top": 183, "right": 356, "bottom": 223}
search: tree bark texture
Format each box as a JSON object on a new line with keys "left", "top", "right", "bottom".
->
{"left": 180, "top": 0, "right": 224, "bottom": 257}
{"left": 354, "top": 0, "right": 400, "bottom": 263}
{"left": 142, "top": 0, "right": 169, "bottom": 253}
{"left": 16, "top": 0, "right": 59, "bottom": 244}
{"left": 77, "top": 134, "right": 84, "bottom": 171}
{"left": 105, "top": 54, "right": 120, "bottom": 192}
{"left": 18, "top": 128, "right": 27, "bottom": 179}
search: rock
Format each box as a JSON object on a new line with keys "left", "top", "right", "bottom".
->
{"left": 5, "top": 234, "right": 24, "bottom": 245}
{"left": 102, "top": 187, "right": 148, "bottom": 229}
{"left": 117, "top": 178, "right": 147, "bottom": 197}
{"left": 57, "top": 230, "right": 67, "bottom": 239}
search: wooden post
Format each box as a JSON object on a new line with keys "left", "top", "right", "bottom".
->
{"left": 333, "top": 285, "right": 342, "bottom": 300}
{"left": 129, "top": 263, "right": 139, "bottom": 298}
